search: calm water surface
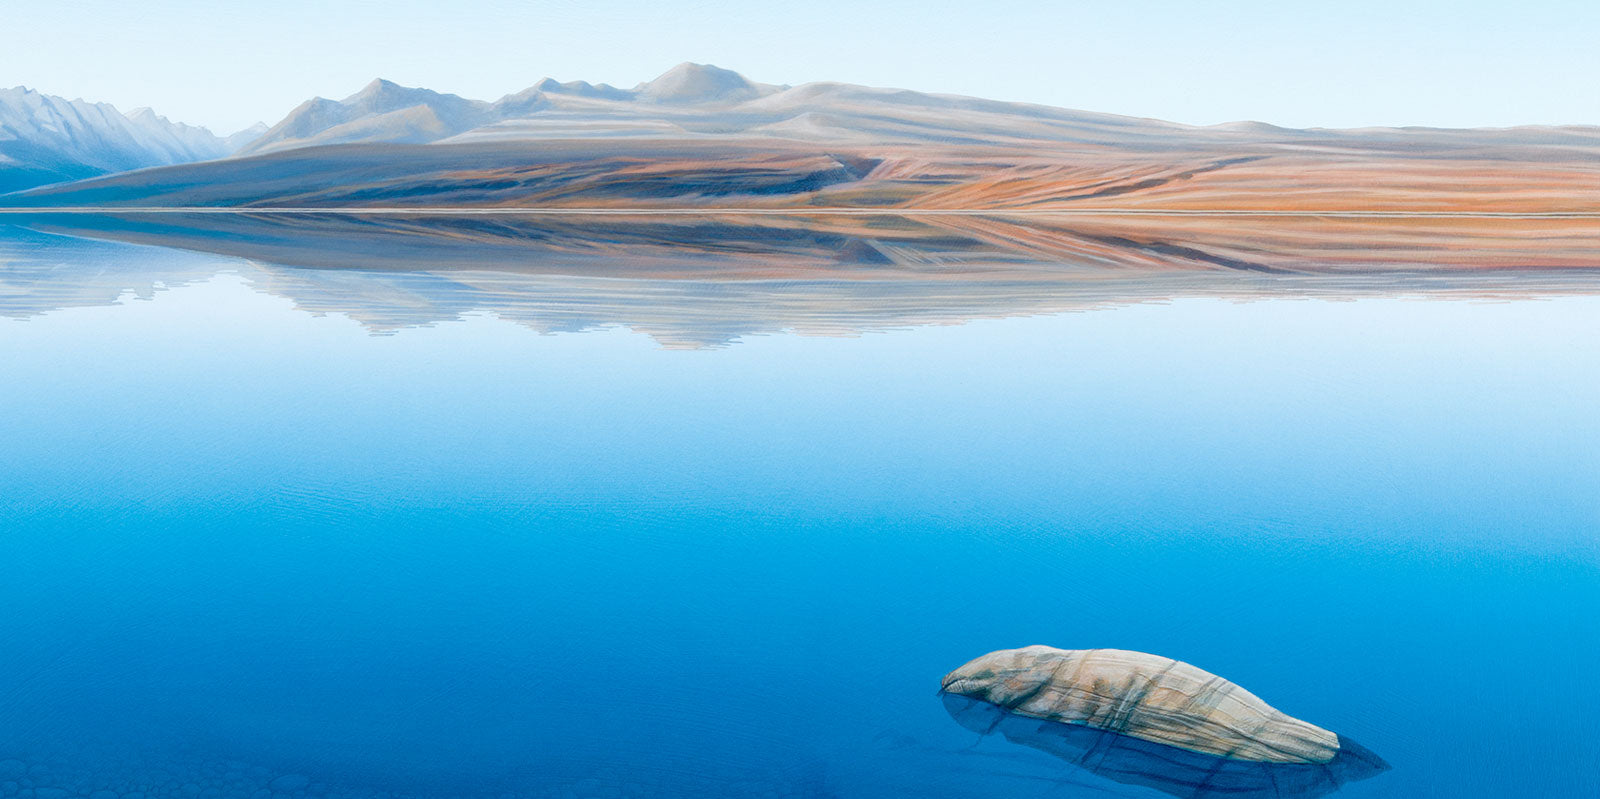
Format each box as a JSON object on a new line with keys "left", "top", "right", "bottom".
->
{"left": 1, "top": 250, "right": 1597, "bottom": 797}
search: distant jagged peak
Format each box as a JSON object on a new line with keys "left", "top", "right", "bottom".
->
{"left": 0, "top": 85, "right": 232, "bottom": 191}
{"left": 224, "top": 122, "right": 269, "bottom": 150}
{"left": 125, "top": 106, "right": 208, "bottom": 132}
{"left": 0, "top": 88, "right": 220, "bottom": 143}
{"left": 636, "top": 62, "right": 771, "bottom": 104}
{"left": 490, "top": 86, "right": 552, "bottom": 117}
{"left": 241, "top": 78, "right": 493, "bottom": 155}
{"left": 2, "top": 84, "right": 51, "bottom": 102}
{"left": 2, "top": 85, "right": 115, "bottom": 114}
{"left": 349, "top": 77, "right": 409, "bottom": 98}
{"left": 524, "top": 77, "right": 632, "bottom": 100}
{"left": 531, "top": 77, "right": 586, "bottom": 94}
{"left": 343, "top": 78, "right": 486, "bottom": 112}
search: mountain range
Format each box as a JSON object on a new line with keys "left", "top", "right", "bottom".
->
{"left": 9, "top": 62, "right": 1600, "bottom": 199}
{"left": 236, "top": 62, "right": 1600, "bottom": 156}
{"left": 236, "top": 62, "right": 1210, "bottom": 154}
{"left": 0, "top": 86, "right": 267, "bottom": 193}
{"left": 1, "top": 63, "right": 1597, "bottom": 278}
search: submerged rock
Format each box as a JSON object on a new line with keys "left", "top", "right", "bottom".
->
{"left": 942, "top": 646, "right": 1340, "bottom": 763}
{"left": 940, "top": 646, "right": 1389, "bottom": 798}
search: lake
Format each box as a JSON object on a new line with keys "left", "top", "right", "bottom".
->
{"left": 1, "top": 221, "right": 1597, "bottom": 798}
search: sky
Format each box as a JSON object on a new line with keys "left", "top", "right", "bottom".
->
{"left": 3, "top": 0, "right": 1598, "bottom": 134}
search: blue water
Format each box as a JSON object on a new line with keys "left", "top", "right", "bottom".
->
{"left": 2, "top": 262, "right": 1598, "bottom": 797}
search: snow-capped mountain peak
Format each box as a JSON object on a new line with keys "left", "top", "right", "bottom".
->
{"left": 239, "top": 79, "right": 492, "bottom": 155}
{"left": 0, "top": 86, "right": 236, "bottom": 193}
{"left": 635, "top": 63, "right": 769, "bottom": 104}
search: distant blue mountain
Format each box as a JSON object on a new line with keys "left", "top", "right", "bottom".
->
{"left": 0, "top": 87, "right": 264, "bottom": 193}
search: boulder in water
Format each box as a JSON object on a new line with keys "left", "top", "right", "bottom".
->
{"left": 940, "top": 646, "right": 1389, "bottom": 798}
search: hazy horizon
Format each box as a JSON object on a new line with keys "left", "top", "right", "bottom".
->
{"left": 4, "top": 1, "right": 1597, "bottom": 134}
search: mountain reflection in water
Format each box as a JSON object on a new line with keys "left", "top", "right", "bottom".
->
{"left": 3, "top": 214, "right": 1598, "bottom": 348}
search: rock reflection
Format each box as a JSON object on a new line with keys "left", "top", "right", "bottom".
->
{"left": 942, "top": 694, "right": 1389, "bottom": 798}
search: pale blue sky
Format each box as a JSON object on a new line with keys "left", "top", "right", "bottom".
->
{"left": 4, "top": 0, "right": 1597, "bottom": 134}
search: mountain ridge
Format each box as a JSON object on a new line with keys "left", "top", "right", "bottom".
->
{"left": 4, "top": 65, "right": 1599, "bottom": 222}
{"left": 0, "top": 86, "right": 264, "bottom": 193}
{"left": 9, "top": 64, "right": 1600, "bottom": 191}
{"left": 229, "top": 63, "right": 1600, "bottom": 160}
